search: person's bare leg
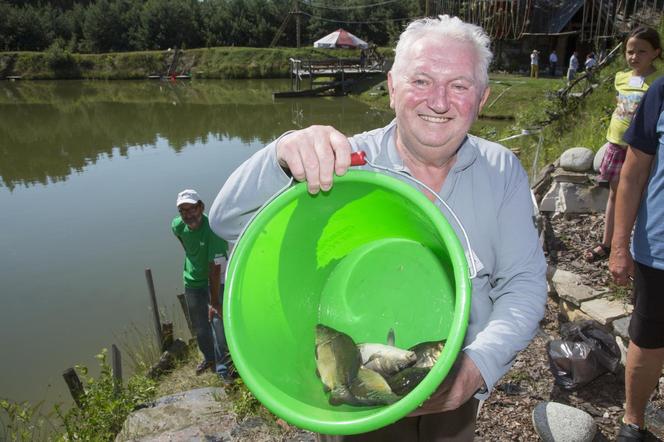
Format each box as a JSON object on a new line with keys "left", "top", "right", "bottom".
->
{"left": 624, "top": 341, "right": 664, "bottom": 427}
{"left": 584, "top": 180, "right": 617, "bottom": 261}
{"left": 602, "top": 180, "right": 618, "bottom": 247}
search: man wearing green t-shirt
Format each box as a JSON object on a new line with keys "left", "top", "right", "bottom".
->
{"left": 172, "top": 189, "right": 230, "bottom": 377}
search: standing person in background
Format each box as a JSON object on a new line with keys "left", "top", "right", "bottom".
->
{"left": 585, "top": 52, "right": 598, "bottom": 82}
{"left": 210, "top": 15, "right": 547, "bottom": 441}
{"left": 609, "top": 72, "right": 664, "bottom": 441}
{"left": 172, "top": 189, "right": 232, "bottom": 379}
{"left": 584, "top": 27, "right": 662, "bottom": 263}
{"left": 549, "top": 49, "right": 558, "bottom": 76}
{"left": 530, "top": 49, "right": 539, "bottom": 78}
{"left": 567, "top": 51, "right": 579, "bottom": 83}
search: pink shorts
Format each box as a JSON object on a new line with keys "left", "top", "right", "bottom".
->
{"left": 598, "top": 142, "right": 627, "bottom": 182}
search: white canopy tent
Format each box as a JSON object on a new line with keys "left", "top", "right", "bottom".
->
{"left": 313, "top": 28, "right": 369, "bottom": 49}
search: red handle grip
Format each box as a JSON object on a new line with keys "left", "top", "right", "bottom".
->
{"left": 350, "top": 151, "right": 367, "bottom": 166}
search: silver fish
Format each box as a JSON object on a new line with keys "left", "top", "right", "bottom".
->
{"left": 410, "top": 340, "right": 445, "bottom": 368}
{"left": 315, "top": 324, "right": 361, "bottom": 405}
{"left": 358, "top": 343, "right": 417, "bottom": 377}
{"left": 350, "top": 367, "right": 400, "bottom": 406}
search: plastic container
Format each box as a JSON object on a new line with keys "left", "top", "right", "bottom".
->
{"left": 223, "top": 169, "right": 471, "bottom": 435}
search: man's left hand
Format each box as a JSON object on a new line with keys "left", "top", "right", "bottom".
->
{"left": 408, "top": 353, "right": 484, "bottom": 416}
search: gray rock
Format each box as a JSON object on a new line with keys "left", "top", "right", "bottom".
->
{"left": 548, "top": 268, "right": 604, "bottom": 306}
{"left": 539, "top": 182, "right": 608, "bottom": 213}
{"left": 116, "top": 387, "right": 234, "bottom": 441}
{"left": 532, "top": 401, "right": 597, "bottom": 442}
{"left": 560, "top": 147, "right": 594, "bottom": 172}
{"left": 593, "top": 143, "right": 608, "bottom": 172}
{"left": 116, "top": 387, "right": 315, "bottom": 442}
{"left": 552, "top": 170, "right": 590, "bottom": 184}
{"left": 580, "top": 298, "right": 632, "bottom": 325}
{"left": 612, "top": 316, "right": 631, "bottom": 340}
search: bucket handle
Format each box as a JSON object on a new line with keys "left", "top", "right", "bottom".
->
{"left": 350, "top": 151, "right": 478, "bottom": 279}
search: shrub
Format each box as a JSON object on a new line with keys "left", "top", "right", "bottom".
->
{"left": 0, "top": 399, "right": 56, "bottom": 441}
{"left": 44, "top": 40, "right": 76, "bottom": 72}
{"left": 55, "top": 349, "right": 156, "bottom": 441}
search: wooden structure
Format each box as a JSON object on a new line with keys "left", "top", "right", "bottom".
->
{"left": 147, "top": 48, "right": 191, "bottom": 80}
{"left": 274, "top": 56, "right": 384, "bottom": 99}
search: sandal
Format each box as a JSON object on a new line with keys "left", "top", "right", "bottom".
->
{"left": 583, "top": 244, "right": 611, "bottom": 263}
{"left": 616, "top": 422, "right": 647, "bottom": 441}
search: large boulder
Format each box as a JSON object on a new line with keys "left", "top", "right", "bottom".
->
{"left": 116, "top": 388, "right": 234, "bottom": 441}
{"left": 115, "top": 387, "right": 315, "bottom": 442}
{"left": 532, "top": 401, "right": 596, "bottom": 442}
{"left": 560, "top": 147, "right": 594, "bottom": 172}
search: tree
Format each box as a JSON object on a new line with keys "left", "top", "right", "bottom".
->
{"left": 141, "top": 0, "right": 202, "bottom": 50}
{"left": 199, "top": 0, "right": 231, "bottom": 47}
{"left": 5, "top": 4, "right": 52, "bottom": 51}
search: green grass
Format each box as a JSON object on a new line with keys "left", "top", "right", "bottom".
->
{"left": 0, "top": 46, "right": 395, "bottom": 80}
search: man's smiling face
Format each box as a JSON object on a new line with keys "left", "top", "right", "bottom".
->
{"left": 388, "top": 37, "right": 490, "bottom": 164}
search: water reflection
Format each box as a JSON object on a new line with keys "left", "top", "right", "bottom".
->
{"left": 0, "top": 80, "right": 393, "bottom": 190}
{"left": 0, "top": 79, "right": 395, "bottom": 408}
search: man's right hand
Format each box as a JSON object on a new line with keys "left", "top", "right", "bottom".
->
{"left": 609, "top": 246, "right": 634, "bottom": 286}
{"left": 276, "top": 125, "right": 352, "bottom": 194}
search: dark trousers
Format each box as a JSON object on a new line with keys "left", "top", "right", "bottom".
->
{"left": 317, "top": 399, "right": 479, "bottom": 442}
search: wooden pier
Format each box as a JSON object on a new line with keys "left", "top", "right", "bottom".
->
{"left": 273, "top": 57, "right": 385, "bottom": 99}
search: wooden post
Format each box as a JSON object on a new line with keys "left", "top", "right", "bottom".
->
{"left": 145, "top": 268, "right": 163, "bottom": 348}
{"left": 111, "top": 344, "right": 122, "bottom": 396}
{"left": 62, "top": 368, "right": 85, "bottom": 408}
{"left": 177, "top": 293, "right": 195, "bottom": 337}
{"left": 294, "top": 0, "right": 301, "bottom": 49}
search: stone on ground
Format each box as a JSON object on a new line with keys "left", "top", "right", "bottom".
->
{"left": 539, "top": 181, "right": 607, "bottom": 213}
{"left": 532, "top": 401, "right": 596, "bottom": 442}
{"left": 560, "top": 147, "right": 594, "bottom": 172}
{"left": 115, "top": 387, "right": 292, "bottom": 442}
{"left": 593, "top": 143, "right": 608, "bottom": 172}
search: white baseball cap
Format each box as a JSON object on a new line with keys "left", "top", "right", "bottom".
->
{"left": 176, "top": 189, "right": 201, "bottom": 207}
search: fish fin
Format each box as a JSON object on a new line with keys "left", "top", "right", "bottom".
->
{"left": 329, "top": 387, "right": 356, "bottom": 406}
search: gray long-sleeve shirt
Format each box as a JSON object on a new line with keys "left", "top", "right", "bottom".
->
{"left": 210, "top": 120, "right": 547, "bottom": 398}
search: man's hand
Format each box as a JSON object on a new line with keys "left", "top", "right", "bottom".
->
{"left": 409, "top": 353, "right": 484, "bottom": 416}
{"left": 609, "top": 246, "right": 634, "bottom": 286}
{"left": 276, "top": 125, "right": 352, "bottom": 194}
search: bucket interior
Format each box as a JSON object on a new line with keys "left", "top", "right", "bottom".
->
{"left": 224, "top": 170, "right": 470, "bottom": 435}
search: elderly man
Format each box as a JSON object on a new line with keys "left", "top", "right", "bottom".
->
{"left": 210, "top": 15, "right": 546, "bottom": 440}
{"left": 172, "top": 189, "right": 231, "bottom": 379}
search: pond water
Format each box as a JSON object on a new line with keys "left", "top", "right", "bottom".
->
{"left": 0, "top": 79, "right": 395, "bottom": 408}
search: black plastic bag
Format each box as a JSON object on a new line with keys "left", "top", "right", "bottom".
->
{"left": 546, "top": 320, "right": 621, "bottom": 390}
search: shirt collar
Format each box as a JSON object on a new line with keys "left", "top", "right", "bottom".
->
{"left": 372, "top": 119, "right": 478, "bottom": 173}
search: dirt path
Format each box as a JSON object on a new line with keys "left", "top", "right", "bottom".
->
{"left": 475, "top": 214, "right": 663, "bottom": 441}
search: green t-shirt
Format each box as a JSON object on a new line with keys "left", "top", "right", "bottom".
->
{"left": 171, "top": 214, "right": 228, "bottom": 289}
{"left": 606, "top": 69, "right": 662, "bottom": 145}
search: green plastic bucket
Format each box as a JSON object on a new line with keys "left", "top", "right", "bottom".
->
{"left": 224, "top": 169, "right": 471, "bottom": 435}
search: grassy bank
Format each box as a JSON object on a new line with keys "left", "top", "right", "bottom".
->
{"left": 0, "top": 46, "right": 394, "bottom": 80}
